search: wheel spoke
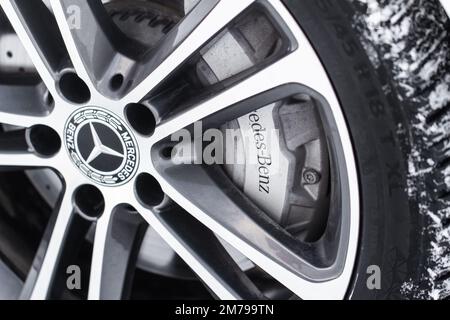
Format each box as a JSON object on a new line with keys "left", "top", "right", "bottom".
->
{"left": 0, "top": 112, "right": 47, "bottom": 131}
{"left": 0, "top": 0, "right": 66, "bottom": 97}
{"left": 151, "top": 51, "right": 297, "bottom": 143}
{"left": 123, "top": 0, "right": 256, "bottom": 104}
{"left": 88, "top": 206, "right": 145, "bottom": 300}
{"left": 49, "top": 0, "right": 143, "bottom": 99}
{"left": 20, "top": 187, "right": 75, "bottom": 300}
{"left": 0, "top": 152, "right": 50, "bottom": 169}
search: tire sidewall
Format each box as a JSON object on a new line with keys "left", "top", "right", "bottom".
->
{"left": 282, "top": 0, "right": 427, "bottom": 299}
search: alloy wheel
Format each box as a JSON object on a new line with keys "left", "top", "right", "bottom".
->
{"left": 0, "top": 0, "right": 359, "bottom": 300}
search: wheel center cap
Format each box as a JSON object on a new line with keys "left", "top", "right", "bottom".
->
{"left": 64, "top": 107, "right": 139, "bottom": 186}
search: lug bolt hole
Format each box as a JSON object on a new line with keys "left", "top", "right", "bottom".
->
{"left": 135, "top": 173, "right": 165, "bottom": 208}
{"left": 28, "top": 125, "right": 61, "bottom": 157}
{"left": 125, "top": 103, "right": 156, "bottom": 136}
{"left": 110, "top": 74, "right": 124, "bottom": 92}
{"left": 58, "top": 72, "right": 91, "bottom": 104}
{"left": 74, "top": 185, "right": 105, "bottom": 220}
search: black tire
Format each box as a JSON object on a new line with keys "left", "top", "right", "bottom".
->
{"left": 283, "top": 0, "right": 450, "bottom": 299}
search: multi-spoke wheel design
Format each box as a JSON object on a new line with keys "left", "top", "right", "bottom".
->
{"left": 0, "top": 0, "right": 362, "bottom": 300}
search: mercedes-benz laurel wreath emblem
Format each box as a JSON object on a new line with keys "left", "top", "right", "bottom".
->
{"left": 65, "top": 107, "right": 139, "bottom": 186}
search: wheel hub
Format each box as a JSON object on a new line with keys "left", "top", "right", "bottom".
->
{"left": 64, "top": 107, "right": 139, "bottom": 187}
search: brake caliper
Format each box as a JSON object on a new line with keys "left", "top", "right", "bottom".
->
{"left": 197, "top": 10, "right": 330, "bottom": 240}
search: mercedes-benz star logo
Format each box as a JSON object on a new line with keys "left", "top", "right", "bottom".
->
{"left": 64, "top": 107, "right": 139, "bottom": 186}
{"left": 85, "top": 122, "right": 125, "bottom": 164}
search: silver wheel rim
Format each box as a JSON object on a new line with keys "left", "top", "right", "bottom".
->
{"left": 0, "top": 0, "right": 360, "bottom": 300}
